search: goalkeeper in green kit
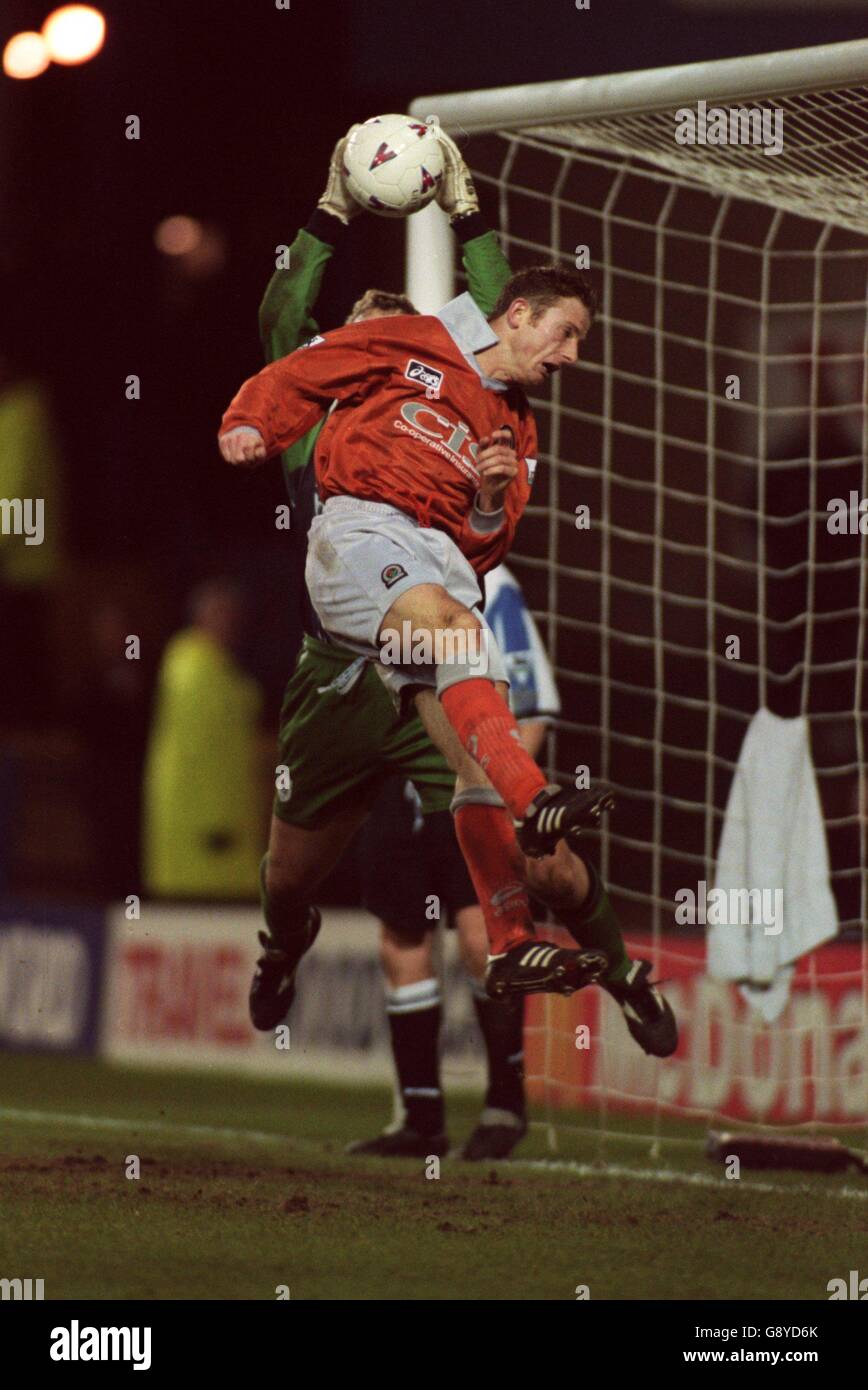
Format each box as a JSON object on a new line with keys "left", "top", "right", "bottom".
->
{"left": 245, "top": 123, "right": 677, "bottom": 1155}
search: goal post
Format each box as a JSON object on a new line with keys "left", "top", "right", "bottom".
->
{"left": 405, "top": 199, "right": 453, "bottom": 314}
{"left": 408, "top": 41, "right": 868, "bottom": 1168}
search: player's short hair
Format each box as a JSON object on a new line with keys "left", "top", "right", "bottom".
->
{"left": 345, "top": 289, "right": 419, "bottom": 324}
{"left": 488, "top": 264, "right": 598, "bottom": 324}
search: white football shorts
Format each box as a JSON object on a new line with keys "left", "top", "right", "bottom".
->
{"left": 304, "top": 496, "right": 508, "bottom": 698}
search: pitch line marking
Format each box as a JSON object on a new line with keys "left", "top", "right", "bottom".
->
{"left": 2, "top": 1105, "right": 867, "bottom": 1199}
{"left": 508, "top": 1157, "right": 868, "bottom": 1201}
{"left": 0, "top": 1106, "right": 316, "bottom": 1151}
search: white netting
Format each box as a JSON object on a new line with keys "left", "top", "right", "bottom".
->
{"left": 453, "top": 65, "right": 868, "bottom": 1161}
{"left": 531, "top": 82, "right": 868, "bottom": 237}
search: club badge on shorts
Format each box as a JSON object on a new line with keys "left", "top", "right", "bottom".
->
{"left": 381, "top": 563, "right": 408, "bottom": 589}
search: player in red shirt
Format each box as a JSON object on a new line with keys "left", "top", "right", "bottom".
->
{"left": 220, "top": 309, "right": 534, "bottom": 572}
{"left": 219, "top": 265, "right": 619, "bottom": 999}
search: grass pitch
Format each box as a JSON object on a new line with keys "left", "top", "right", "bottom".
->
{"left": 0, "top": 1055, "right": 865, "bottom": 1300}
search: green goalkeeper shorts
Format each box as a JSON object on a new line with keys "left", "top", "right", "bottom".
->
{"left": 272, "top": 635, "right": 456, "bottom": 829}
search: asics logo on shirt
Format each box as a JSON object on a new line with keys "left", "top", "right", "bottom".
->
{"left": 404, "top": 359, "right": 444, "bottom": 393}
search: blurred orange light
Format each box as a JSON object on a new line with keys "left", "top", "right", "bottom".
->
{"left": 154, "top": 217, "right": 226, "bottom": 279}
{"left": 155, "top": 216, "right": 204, "bottom": 256}
{"left": 3, "top": 31, "right": 50, "bottom": 79}
{"left": 42, "top": 5, "right": 106, "bottom": 65}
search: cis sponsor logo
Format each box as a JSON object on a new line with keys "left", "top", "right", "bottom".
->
{"left": 395, "top": 401, "right": 479, "bottom": 481}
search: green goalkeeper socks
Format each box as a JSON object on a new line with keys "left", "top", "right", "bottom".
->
{"left": 566, "top": 859, "right": 632, "bottom": 984}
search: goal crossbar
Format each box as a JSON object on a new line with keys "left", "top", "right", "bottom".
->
{"left": 407, "top": 39, "right": 868, "bottom": 306}
{"left": 409, "top": 39, "right": 868, "bottom": 133}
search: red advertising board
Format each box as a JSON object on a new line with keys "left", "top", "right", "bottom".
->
{"left": 108, "top": 938, "right": 252, "bottom": 1049}
{"left": 525, "top": 934, "right": 867, "bottom": 1126}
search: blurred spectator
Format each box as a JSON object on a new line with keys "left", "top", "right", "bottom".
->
{"left": 142, "top": 578, "right": 263, "bottom": 899}
{"left": 0, "top": 351, "right": 63, "bottom": 725}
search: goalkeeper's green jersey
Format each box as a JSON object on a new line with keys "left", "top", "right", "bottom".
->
{"left": 255, "top": 211, "right": 511, "bottom": 637}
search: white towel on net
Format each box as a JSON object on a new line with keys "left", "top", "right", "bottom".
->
{"left": 706, "top": 706, "right": 839, "bottom": 1022}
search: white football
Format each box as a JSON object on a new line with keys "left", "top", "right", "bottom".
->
{"left": 344, "top": 114, "right": 444, "bottom": 218}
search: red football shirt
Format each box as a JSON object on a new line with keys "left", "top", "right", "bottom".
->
{"left": 219, "top": 313, "right": 536, "bottom": 575}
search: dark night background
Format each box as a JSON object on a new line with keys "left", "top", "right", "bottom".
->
{"left": 0, "top": 0, "right": 864, "bottom": 898}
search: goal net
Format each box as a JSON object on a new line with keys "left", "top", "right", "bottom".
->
{"left": 409, "top": 40, "right": 868, "bottom": 1172}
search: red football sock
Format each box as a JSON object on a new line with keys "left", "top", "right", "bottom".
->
{"left": 453, "top": 802, "right": 535, "bottom": 955}
{"left": 440, "top": 679, "right": 548, "bottom": 820}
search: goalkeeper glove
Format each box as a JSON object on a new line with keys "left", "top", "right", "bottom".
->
{"left": 434, "top": 127, "right": 480, "bottom": 222}
{"left": 318, "top": 130, "right": 363, "bottom": 225}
